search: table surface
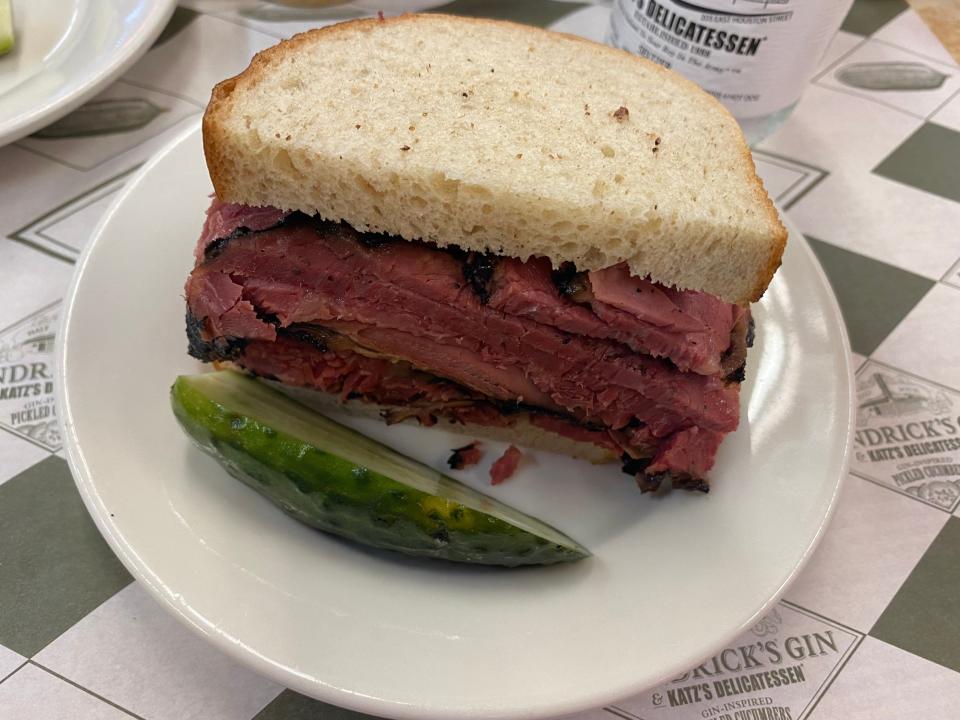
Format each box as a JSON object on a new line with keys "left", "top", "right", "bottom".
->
{"left": 1, "top": 1, "right": 959, "bottom": 718}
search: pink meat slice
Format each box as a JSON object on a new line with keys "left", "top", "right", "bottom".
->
{"left": 189, "top": 224, "right": 738, "bottom": 435}
{"left": 490, "top": 446, "right": 523, "bottom": 485}
{"left": 187, "top": 271, "right": 276, "bottom": 341}
{"left": 489, "top": 258, "right": 737, "bottom": 375}
{"left": 587, "top": 264, "right": 736, "bottom": 375}
{"left": 195, "top": 199, "right": 289, "bottom": 260}
{"left": 185, "top": 201, "right": 748, "bottom": 484}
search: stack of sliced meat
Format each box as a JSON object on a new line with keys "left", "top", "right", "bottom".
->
{"left": 185, "top": 200, "right": 752, "bottom": 492}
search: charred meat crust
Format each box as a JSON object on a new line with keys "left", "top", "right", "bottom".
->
{"left": 552, "top": 261, "right": 591, "bottom": 300}
{"left": 186, "top": 311, "right": 246, "bottom": 361}
{"left": 356, "top": 231, "right": 394, "bottom": 249}
{"left": 204, "top": 210, "right": 313, "bottom": 261}
{"left": 283, "top": 323, "right": 331, "bottom": 353}
{"left": 448, "top": 442, "right": 482, "bottom": 470}
{"left": 621, "top": 454, "right": 710, "bottom": 493}
{"left": 461, "top": 251, "right": 499, "bottom": 304}
{"left": 722, "top": 315, "right": 754, "bottom": 383}
{"left": 670, "top": 474, "right": 711, "bottom": 493}
{"left": 724, "top": 363, "right": 746, "bottom": 384}
{"left": 637, "top": 471, "right": 710, "bottom": 494}
{"left": 620, "top": 453, "right": 652, "bottom": 477}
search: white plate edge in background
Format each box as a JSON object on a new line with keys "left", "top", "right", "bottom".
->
{"left": 0, "top": 0, "right": 176, "bottom": 146}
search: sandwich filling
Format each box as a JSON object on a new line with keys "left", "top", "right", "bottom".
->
{"left": 185, "top": 200, "right": 752, "bottom": 492}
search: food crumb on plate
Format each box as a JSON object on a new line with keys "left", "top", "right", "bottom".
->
{"left": 490, "top": 445, "right": 523, "bottom": 485}
{"left": 448, "top": 441, "right": 483, "bottom": 470}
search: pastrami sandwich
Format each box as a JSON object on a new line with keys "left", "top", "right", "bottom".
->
{"left": 185, "top": 14, "right": 786, "bottom": 493}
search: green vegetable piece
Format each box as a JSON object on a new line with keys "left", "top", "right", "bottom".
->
{"left": 0, "top": 0, "right": 14, "bottom": 57}
{"left": 170, "top": 371, "right": 590, "bottom": 567}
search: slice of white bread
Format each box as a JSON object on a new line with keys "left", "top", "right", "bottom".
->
{"left": 203, "top": 14, "right": 786, "bottom": 304}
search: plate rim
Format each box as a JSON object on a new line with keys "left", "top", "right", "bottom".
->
{"left": 0, "top": 0, "right": 177, "bottom": 146}
{"left": 57, "top": 119, "right": 855, "bottom": 720}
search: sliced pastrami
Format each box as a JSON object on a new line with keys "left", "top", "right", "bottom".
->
{"left": 195, "top": 199, "right": 289, "bottom": 260}
{"left": 189, "top": 223, "right": 738, "bottom": 434}
{"left": 214, "top": 332, "right": 721, "bottom": 480}
{"left": 490, "top": 258, "right": 741, "bottom": 375}
{"left": 186, "top": 271, "right": 276, "bottom": 342}
{"left": 185, "top": 201, "right": 747, "bottom": 487}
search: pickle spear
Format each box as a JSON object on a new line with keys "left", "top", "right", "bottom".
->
{"left": 171, "top": 371, "right": 589, "bottom": 566}
{"left": 0, "top": 0, "right": 13, "bottom": 57}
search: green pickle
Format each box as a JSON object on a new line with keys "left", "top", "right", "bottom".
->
{"left": 0, "top": 0, "right": 13, "bottom": 57}
{"left": 170, "top": 371, "right": 589, "bottom": 566}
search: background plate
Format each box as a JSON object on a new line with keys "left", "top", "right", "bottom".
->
{"left": 0, "top": 0, "right": 175, "bottom": 146}
{"left": 58, "top": 122, "right": 853, "bottom": 720}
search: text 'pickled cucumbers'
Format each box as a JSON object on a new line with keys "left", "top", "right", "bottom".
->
{"left": 170, "top": 371, "right": 589, "bottom": 566}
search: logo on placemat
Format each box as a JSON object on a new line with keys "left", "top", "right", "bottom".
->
{"left": 853, "top": 361, "right": 960, "bottom": 512}
{"left": 751, "top": 608, "right": 783, "bottom": 638}
{"left": 0, "top": 302, "right": 60, "bottom": 452}
{"left": 604, "top": 602, "right": 862, "bottom": 720}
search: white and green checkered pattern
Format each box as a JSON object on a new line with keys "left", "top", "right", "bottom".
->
{"left": 1, "top": 1, "right": 959, "bottom": 717}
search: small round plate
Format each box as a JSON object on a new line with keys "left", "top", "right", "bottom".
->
{"left": 0, "top": 0, "right": 175, "bottom": 146}
{"left": 59, "top": 122, "right": 853, "bottom": 720}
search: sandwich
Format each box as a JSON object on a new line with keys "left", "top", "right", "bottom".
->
{"left": 184, "top": 14, "right": 786, "bottom": 493}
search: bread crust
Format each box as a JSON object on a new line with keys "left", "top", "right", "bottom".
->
{"left": 203, "top": 13, "right": 786, "bottom": 304}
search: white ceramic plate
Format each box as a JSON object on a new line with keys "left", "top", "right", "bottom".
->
{"left": 0, "top": 0, "right": 175, "bottom": 146}
{"left": 59, "top": 122, "right": 854, "bottom": 720}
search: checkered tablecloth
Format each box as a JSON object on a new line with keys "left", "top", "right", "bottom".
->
{"left": 1, "top": 1, "right": 959, "bottom": 718}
